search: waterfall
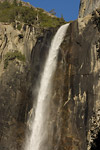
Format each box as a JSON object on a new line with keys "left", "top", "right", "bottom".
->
{"left": 25, "top": 23, "right": 69, "bottom": 150}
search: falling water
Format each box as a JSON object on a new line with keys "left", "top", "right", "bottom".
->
{"left": 25, "top": 23, "right": 69, "bottom": 150}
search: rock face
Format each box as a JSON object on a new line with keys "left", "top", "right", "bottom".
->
{"left": 55, "top": 15, "right": 100, "bottom": 150}
{"left": 45, "top": 14, "right": 100, "bottom": 150}
{"left": 0, "top": 22, "right": 57, "bottom": 150}
{"left": 1, "top": 1, "right": 100, "bottom": 150}
{"left": 79, "top": 0, "right": 100, "bottom": 17}
{"left": 0, "top": 23, "right": 38, "bottom": 150}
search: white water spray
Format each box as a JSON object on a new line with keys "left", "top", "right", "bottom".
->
{"left": 25, "top": 23, "right": 69, "bottom": 150}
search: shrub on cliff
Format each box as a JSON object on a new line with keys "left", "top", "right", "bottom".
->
{"left": 0, "top": 1, "right": 37, "bottom": 24}
{"left": 38, "top": 8, "right": 65, "bottom": 27}
{"left": 0, "top": 1, "right": 66, "bottom": 28}
{"left": 4, "top": 51, "right": 25, "bottom": 69}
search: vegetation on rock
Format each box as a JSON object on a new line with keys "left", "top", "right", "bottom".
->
{"left": 4, "top": 51, "right": 25, "bottom": 69}
{"left": 0, "top": 0, "right": 37, "bottom": 24}
{"left": 0, "top": 0, "right": 66, "bottom": 28}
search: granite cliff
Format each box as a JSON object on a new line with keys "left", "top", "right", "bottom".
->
{"left": 0, "top": 0, "right": 100, "bottom": 150}
{"left": 79, "top": 0, "right": 100, "bottom": 17}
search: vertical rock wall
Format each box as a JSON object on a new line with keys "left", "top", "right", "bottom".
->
{"left": 52, "top": 14, "right": 100, "bottom": 150}
{"left": 0, "top": 22, "right": 57, "bottom": 150}
{"left": 79, "top": 0, "right": 100, "bottom": 18}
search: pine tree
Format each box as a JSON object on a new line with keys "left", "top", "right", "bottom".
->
{"left": 19, "top": 1, "right": 22, "bottom": 6}
{"left": 13, "top": 0, "right": 17, "bottom": 6}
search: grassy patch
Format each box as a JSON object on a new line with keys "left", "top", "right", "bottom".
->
{"left": 4, "top": 51, "right": 25, "bottom": 69}
{"left": 17, "top": 23, "right": 22, "bottom": 30}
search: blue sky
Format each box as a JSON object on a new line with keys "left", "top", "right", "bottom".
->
{"left": 24, "top": 0, "right": 80, "bottom": 21}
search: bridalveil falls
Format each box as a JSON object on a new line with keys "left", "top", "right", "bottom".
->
{"left": 25, "top": 24, "right": 69, "bottom": 150}
{"left": 1, "top": 1, "right": 100, "bottom": 149}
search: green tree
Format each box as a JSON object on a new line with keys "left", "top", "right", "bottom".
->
{"left": 49, "top": 9, "right": 56, "bottom": 15}
{"left": 1, "top": 0, "right": 10, "bottom": 8}
{"left": 19, "top": 1, "right": 22, "bottom": 6}
{"left": 13, "top": 0, "right": 17, "bottom": 6}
